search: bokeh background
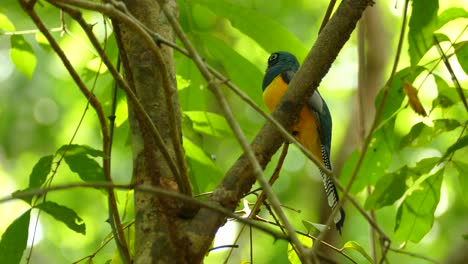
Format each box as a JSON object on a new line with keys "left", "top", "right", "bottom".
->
{"left": 1, "top": 0, "right": 467, "bottom": 263}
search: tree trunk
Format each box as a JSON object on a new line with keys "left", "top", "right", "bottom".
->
{"left": 112, "top": 0, "right": 372, "bottom": 262}
{"left": 113, "top": 0, "right": 188, "bottom": 262}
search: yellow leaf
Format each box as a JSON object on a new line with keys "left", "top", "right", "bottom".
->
{"left": 403, "top": 82, "right": 427, "bottom": 117}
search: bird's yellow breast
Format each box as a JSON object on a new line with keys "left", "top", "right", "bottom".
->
{"left": 263, "top": 75, "right": 323, "bottom": 164}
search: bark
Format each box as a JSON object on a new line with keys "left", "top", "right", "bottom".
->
{"left": 114, "top": 0, "right": 372, "bottom": 262}
{"left": 114, "top": 0, "right": 188, "bottom": 263}
{"left": 184, "top": 0, "right": 373, "bottom": 262}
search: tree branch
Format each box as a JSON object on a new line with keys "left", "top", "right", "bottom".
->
{"left": 183, "top": 0, "right": 373, "bottom": 261}
{"left": 2, "top": 182, "right": 288, "bottom": 242}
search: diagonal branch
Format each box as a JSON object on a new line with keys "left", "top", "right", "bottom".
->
{"left": 183, "top": 0, "right": 373, "bottom": 261}
{"left": 157, "top": 0, "right": 311, "bottom": 261}
{"left": 3, "top": 182, "right": 289, "bottom": 242}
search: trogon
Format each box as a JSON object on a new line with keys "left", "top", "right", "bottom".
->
{"left": 262, "top": 51, "right": 345, "bottom": 233}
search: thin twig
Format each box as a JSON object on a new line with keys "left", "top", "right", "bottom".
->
{"left": 157, "top": 1, "right": 310, "bottom": 262}
{"left": 0, "top": 27, "right": 63, "bottom": 35}
{"left": 433, "top": 36, "right": 468, "bottom": 112}
{"left": 319, "top": 0, "right": 337, "bottom": 34}
{"left": 110, "top": 1, "right": 191, "bottom": 194}
{"left": 358, "top": 12, "right": 378, "bottom": 263}
{"left": 148, "top": 29, "right": 331, "bottom": 175}
{"left": 72, "top": 221, "right": 134, "bottom": 264}
{"left": 48, "top": 0, "right": 192, "bottom": 198}
{"left": 224, "top": 144, "right": 290, "bottom": 262}
{"left": 18, "top": 1, "right": 130, "bottom": 262}
{"left": 49, "top": 0, "right": 191, "bottom": 196}
{"left": 2, "top": 182, "right": 289, "bottom": 241}
{"left": 313, "top": 0, "right": 410, "bottom": 253}
{"left": 389, "top": 247, "right": 441, "bottom": 264}
{"left": 208, "top": 245, "right": 239, "bottom": 253}
{"left": 254, "top": 216, "right": 358, "bottom": 264}
{"left": 107, "top": 0, "right": 191, "bottom": 196}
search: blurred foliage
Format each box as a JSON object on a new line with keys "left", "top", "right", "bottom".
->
{"left": 1, "top": 0, "right": 468, "bottom": 263}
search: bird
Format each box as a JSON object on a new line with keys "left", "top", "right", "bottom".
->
{"left": 261, "top": 51, "right": 345, "bottom": 233}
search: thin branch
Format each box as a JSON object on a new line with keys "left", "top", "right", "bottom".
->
{"left": 433, "top": 35, "right": 468, "bottom": 112}
{"left": 158, "top": 1, "right": 310, "bottom": 262}
{"left": 313, "top": 0, "right": 409, "bottom": 253}
{"left": 358, "top": 12, "right": 378, "bottom": 263}
{"left": 2, "top": 182, "right": 289, "bottom": 241}
{"left": 319, "top": 0, "right": 338, "bottom": 34}
{"left": 224, "top": 144, "right": 290, "bottom": 262}
{"left": 0, "top": 27, "right": 63, "bottom": 35}
{"left": 254, "top": 216, "right": 357, "bottom": 264}
{"left": 48, "top": 0, "right": 192, "bottom": 198}
{"left": 389, "top": 247, "right": 441, "bottom": 264}
{"left": 108, "top": 0, "right": 191, "bottom": 197}
{"left": 166, "top": 0, "right": 372, "bottom": 261}
{"left": 49, "top": 0, "right": 192, "bottom": 198}
{"left": 208, "top": 245, "right": 239, "bottom": 253}
{"left": 148, "top": 27, "right": 331, "bottom": 175}
{"left": 18, "top": 1, "right": 130, "bottom": 262}
{"left": 72, "top": 221, "right": 134, "bottom": 264}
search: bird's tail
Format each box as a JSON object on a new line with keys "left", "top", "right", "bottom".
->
{"left": 320, "top": 145, "right": 345, "bottom": 234}
{"left": 319, "top": 169, "right": 345, "bottom": 234}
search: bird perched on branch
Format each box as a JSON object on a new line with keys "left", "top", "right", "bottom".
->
{"left": 262, "top": 51, "right": 345, "bottom": 233}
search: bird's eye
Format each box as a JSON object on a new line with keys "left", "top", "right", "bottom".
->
{"left": 268, "top": 53, "right": 279, "bottom": 64}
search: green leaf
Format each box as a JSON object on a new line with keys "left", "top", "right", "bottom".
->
{"left": 184, "top": 111, "right": 232, "bottom": 138}
{"left": 0, "top": 13, "right": 15, "bottom": 31}
{"left": 341, "top": 118, "right": 395, "bottom": 194}
{"left": 86, "top": 57, "right": 107, "bottom": 73}
{"left": 201, "top": 33, "right": 264, "bottom": 105}
{"left": 13, "top": 155, "right": 55, "bottom": 204}
{"left": 436, "top": 7, "right": 468, "bottom": 30}
{"left": 442, "top": 135, "right": 468, "bottom": 161}
{"left": 114, "top": 98, "right": 128, "bottom": 127}
{"left": 57, "top": 144, "right": 104, "bottom": 157}
{"left": 432, "top": 119, "right": 461, "bottom": 134}
{"left": 176, "top": 74, "right": 191, "bottom": 91}
{"left": 10, "top": 35, "right": 37, "bottom": 79}
{"left": 342, "top": 241, "right": 373, "bottom": 264}
{"left": 35, "top": 32, "right": 51, "bottom": 52}
{"left": 287, "top": 234, "right": 312, "bottom": 264}
{"left": 29, "top": 155, "right": 53, "bottom": 189}
{"left": 191, "top": 3, "right": 217, "bottom": 30}
{"left": 183, "top": 137, "right": 223, "bottom": 194}
{"left": 432, "top": 74, "right": 456, "bottom": 108}
{"left": 375, "top": 66, "right": 426, "bottom": 126}
{"left": 454, "top": 41, "right": 468, "bottom": 75}
{"left": 110, "top": 222, "right": 135, "bottom": 264}
{"left": 175, "top": 52, "right": 209, "bottom": 110}
{"left": 408, "top": 0, "right": 438, "bottom": 66}
{"left": 453, "top": 160, "right": 468, "bottom": 206}
{"left": 399, "top": 119, "right": 461, "bottom": 149}
{"left": 394, "top": 168, "right": 444, "bottom": 242}
{"left": 193, "top": 0, "right": 307, "bottom": 60}
{"left": 57, "top": 144, "right": 105, "bottom": 183}
{"left": 433, "top": 33, "right": 451, "bottom": 44}
{"left": 36, "top": 201, "right": 86, "bottom": 235}
{"left": 365, "top": 157, "right": 440, "bottom": 210}
{"left": 302, "top": 220, "right": 325, "bottom": 236}
{"left": 0, "top": 210, "right": 31, "bottom": 264}
{"left": 365, "top": 168, "right": 406, "bottom": 210}
{"left": 463, "top": 234, "right": 468, "bottom": 240}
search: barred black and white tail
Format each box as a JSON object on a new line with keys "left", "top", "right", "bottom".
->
{"left": 320, "top": 145, "right": 345, "bottom": 234}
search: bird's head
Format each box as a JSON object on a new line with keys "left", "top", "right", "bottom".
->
{"left": 262, "top": 51, "right": 300, "bottom": 90}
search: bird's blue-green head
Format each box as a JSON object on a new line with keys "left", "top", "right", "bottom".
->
{"left": 262, "top": 51, "right": 300, "bottom": 91}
